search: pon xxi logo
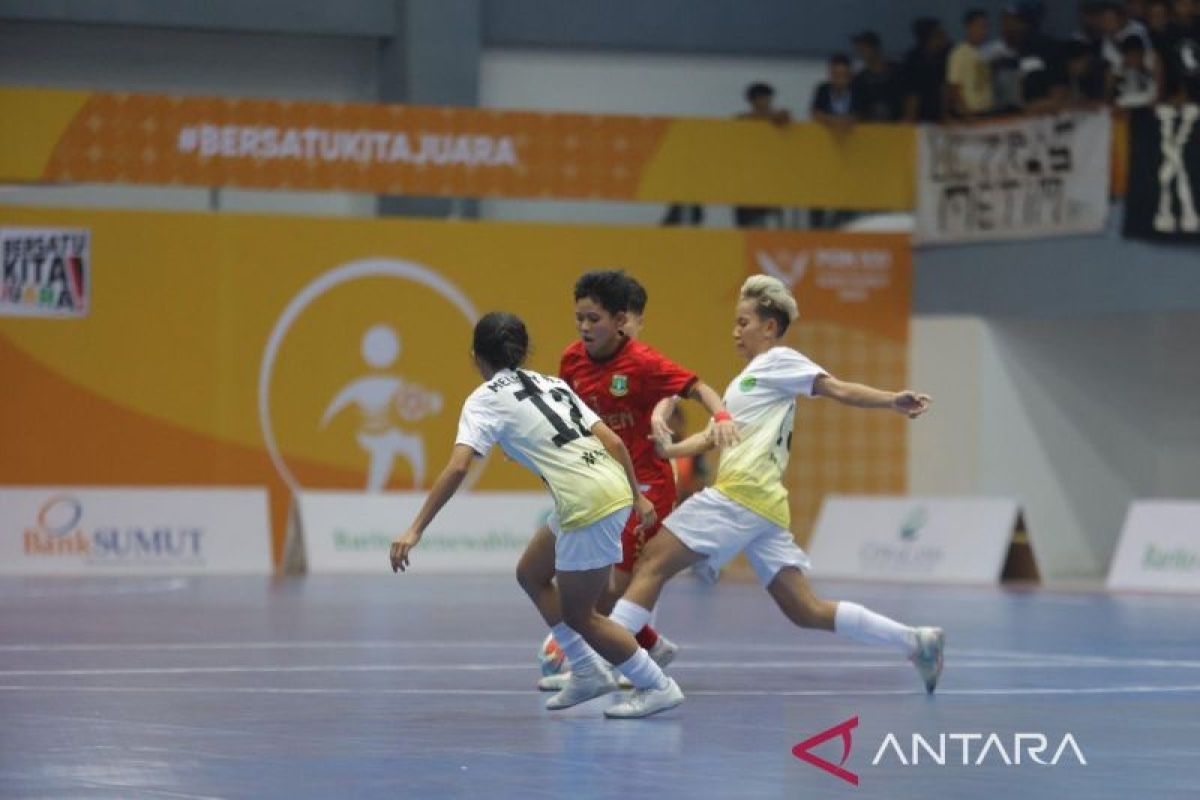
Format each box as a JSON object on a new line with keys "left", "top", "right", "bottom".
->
{"left": 792, "top": 717, "right": 1086, "bottom": 787}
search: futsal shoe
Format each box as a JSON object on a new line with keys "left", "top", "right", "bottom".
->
{"left": 911, "top": 627, "right": 945, "bottom": 694}
{"left": 648, "top": 635, "right": 679, "bottom": 668}
{"left": 603, "top": 677, "right": 685, "bottom": 719}
{"left": 544, "top": 667, "right": 619, "bottom": 710}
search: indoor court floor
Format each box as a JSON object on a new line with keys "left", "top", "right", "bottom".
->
{"left": 1, "top": 573, "right": 1196, "bottom": 799}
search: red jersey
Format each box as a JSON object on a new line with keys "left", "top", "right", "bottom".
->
{"left": 559, "top": 338, "right": 698, "bottom": 497}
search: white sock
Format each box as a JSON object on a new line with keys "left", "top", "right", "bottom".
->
{"left": 834, "top": 602, "right": 918, "bottom": 655}
{"left": 610, "top": 599, "right": 652, "bottom": 634}
{"left": 615, "top": 648, "right": 669, "bottom": 691}
{"left": 550, "top": 623, "right": 604, "bottom": 675}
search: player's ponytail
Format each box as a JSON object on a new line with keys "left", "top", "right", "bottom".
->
{"left": 473, "top": 312, "right": 537, "bottom": 390}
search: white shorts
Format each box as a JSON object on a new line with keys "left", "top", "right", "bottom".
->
{"left": 548, "top": 507, "right": 631, "bottom": 572}
{"left": 663, "top": 488, "right": 811, "bottom": 586}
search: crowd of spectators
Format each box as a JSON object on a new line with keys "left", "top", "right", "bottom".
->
{"left": 810, "top": 0, "right": 1200, "bottom": 127}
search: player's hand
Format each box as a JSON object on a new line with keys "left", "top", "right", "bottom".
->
{"left": 390, "top": 528, "right": 422, "bottom": 573}
{"left": 649, "top": 413, "right": 674, "bottom": 444}
{"left": 892, "top": 390, "right": 932, "bottom": 419}
{"left": 633, "top": 494, "right": 657, "bottom": 533}
{"left": 648, "top": 430, "right": 673, "bottom": 459}
{"left": 711, "top": 419, "right": 740, "bottom": 449}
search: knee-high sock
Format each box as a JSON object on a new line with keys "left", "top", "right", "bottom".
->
{"left": 550, "top": 623, "right": 604, "bottom": 674}
{"left": 834, "top": 602, "right": 917, "bottom": 655}
{"left": 610, "top": 599, "right": 653, "bottom": 636}
{"left": 614, "top": 648, "right": 669, "bottom": 690}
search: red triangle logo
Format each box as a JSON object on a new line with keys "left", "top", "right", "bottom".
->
{"left": 792, "top": 716, "right": 859, "bottom": 786}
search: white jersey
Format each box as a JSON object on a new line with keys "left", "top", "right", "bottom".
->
{"left": 455, "top": 368, "right": 633, "bottom": 531}
{"left": 713, "top": 346, "right": 826, "bottom": 528}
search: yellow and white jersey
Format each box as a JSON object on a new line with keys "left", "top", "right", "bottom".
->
{"left": 456, "top": 368, "right": 632, "bottom": 531}
{"left": 713, "top": 347, "right": 826, "bottom": 528}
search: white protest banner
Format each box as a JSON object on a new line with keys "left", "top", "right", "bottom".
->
{"left": 0, "top": 487, "right": 271, "bottom": 575}
{"left": 916, "top": 111, "right": 1111, "bottom": 244}
{"left": 1107, "top": 500, "right": 1200, "bottom": 593}
{"left": 808, "top": 496, "right": 1022, "bottom": 584}
{"left": 288, "top": 491, "right": 552, "bottom": 574}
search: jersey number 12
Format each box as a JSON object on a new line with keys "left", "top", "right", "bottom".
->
{"left": 516, "top": 387, "right": 593, "bottom": 447}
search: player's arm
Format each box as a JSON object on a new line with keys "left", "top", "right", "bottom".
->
{"left": 813, "top": 374, "right": 932, "bottom": 419}
{"left": 592, "top": 420, "right": 656, "bottom": 533}
{"left": 390, "top": 444, "right": 475, "bottom": 572}
{"left": 649, "top": 382, "right": 739, "bottom": 448}
{"left": 652, "top": 424, "right": 716, "bottom": 460}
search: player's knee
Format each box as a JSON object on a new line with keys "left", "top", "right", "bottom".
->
{"left": 514, "top": 561, "right": 547, "bottom": 596}
{"left": 559, "top": 603, "right": 594, "bottom": 633}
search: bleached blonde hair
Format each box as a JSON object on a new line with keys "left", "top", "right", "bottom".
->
{"left": 739, "top": 274, "right": 799, "bottom": 335}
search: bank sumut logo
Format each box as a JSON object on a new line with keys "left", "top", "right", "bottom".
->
{"left": 22, "top": 495, "right": 204, "bottom": 562}
{"left": 793, "top": 716, "right": 1087, "bottom": 786}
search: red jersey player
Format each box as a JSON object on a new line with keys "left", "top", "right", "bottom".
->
{"left": 517, "top": 270, "right": 738, "bottom": 688}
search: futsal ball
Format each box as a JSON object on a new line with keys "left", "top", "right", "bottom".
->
{"left": 538, "top": 632, "right": 567, "bottom": 676}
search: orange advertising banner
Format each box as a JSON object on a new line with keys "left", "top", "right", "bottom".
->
{"left": 0, "top": 205, "right": 910, "bottom": 562}
{"left": 0, "top": 86, "right": 916, "bottom": 209}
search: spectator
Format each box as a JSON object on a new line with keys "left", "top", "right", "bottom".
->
{"left": 1112, "top": 33, "right": 1160, "bottom": 104}
{"left": 733, "top": 82, "right": 790, "bottom": 228}
{"left": 851, "top": 31, "right": 904, "bottom": 121}
{"left": 902, "top": 17, "right": 952, "bottom": 121}
{"left": 1100, "top": 0, "right": 1154, "bottom": 70}
{"left": 811, "top": 53, "right": 862, "bottom": 131}
{"left": 1158, "top": 0, "right": 1200, "bottom": 101}
{"left": 984, "top": 5, "right": 1068, "bottom": 114}
{"left": 1064, "top": 38, "right": 1111, "bottom": 104}
{"left": 947, "top": 9, "right": 996, "bottom": 117}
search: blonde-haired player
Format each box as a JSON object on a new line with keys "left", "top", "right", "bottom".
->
{"left": 607, "top": 274, "right": 945, "bottom": 700}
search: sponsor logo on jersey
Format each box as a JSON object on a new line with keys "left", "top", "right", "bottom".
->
{"left": 739, "top": 375, "right": 757, "bottom": 392}
{"left": 610, "top": 373, "right": 629, "bottom": 397}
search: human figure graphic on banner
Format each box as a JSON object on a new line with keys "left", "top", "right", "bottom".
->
{"left": 321, "top": 324, "right": 442, "bottom": 491}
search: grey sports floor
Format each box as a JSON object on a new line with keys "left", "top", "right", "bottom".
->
{"left": 2, "top": 574, "right": 1196, "bottom": 799}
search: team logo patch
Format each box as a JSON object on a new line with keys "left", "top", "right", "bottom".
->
{"left": 610, "top": 374, "right": 629, "bottom": 397}
{"left": 739, "top": 375, "right": 757, "bottom": 392}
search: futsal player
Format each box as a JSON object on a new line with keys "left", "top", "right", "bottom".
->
{"left": 390, "top": 312, "right": 684, "bottom": 718}
{"left": 610, "top": 275, "right": 946, "bottom": 699}
{"left": 525, "top": 271, "right": 738, "bottom": 688}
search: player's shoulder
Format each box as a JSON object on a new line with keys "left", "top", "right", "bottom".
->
{"left": 762, "top": 345, "right": 814, "bottom": 366}
{"left": 621, "top": 338, "right": 671, "bottom": 368}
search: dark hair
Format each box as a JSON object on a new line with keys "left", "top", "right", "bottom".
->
{"left": 829, "top": 52, "right": 852, "bottom": 68}
{"left": 912, "top": 17, "right": 940, "bottom": 45}
{"left": 1119, "top": 33, "right": 1145, "bottom": 53}
{"left": 964, "top": 9, "right": 987, "bottom": 25}
{"left": 851, "top": 30, "right": 882, "bottom": 50}
{"left": 473, "top": 311, "right": 529, "bottom": 373}
{"left": 745, "top": 82, "right": 775, "bottom": 102}
{"left": 624, "top": 275, "right": 648, "bottom": 315}
{"left": 574, "top": 270, "right": 632, "bottom": 316}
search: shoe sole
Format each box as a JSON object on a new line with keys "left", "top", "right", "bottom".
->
{"left": 603, "top": 691, "right": 685, "bottom": 719}
{"left": 545, "top": 681, "right": 619, "bottom": 711}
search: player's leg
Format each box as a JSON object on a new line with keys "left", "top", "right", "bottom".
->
{"left": 515, "top": 523, "right": 561, "bottom": 626}
{"left": 750, "top": 531, "right": 945, "bottom": 694}
{"left": 545, "top": 508, "right": 683, "bottom": 718}
{"left": 600, "top": 493, "right": 679, "bottom": 665}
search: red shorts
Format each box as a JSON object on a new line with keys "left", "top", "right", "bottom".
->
{"left": 615, "top": 484, "right": 677, "bottom": 573}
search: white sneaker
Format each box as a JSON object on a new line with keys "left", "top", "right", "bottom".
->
{"left": 911, "top": 627, "right": 945, "bottom": 694}
{"left": 544, "top": 668, "right": 619, "bottom": 710}
{"left": 647, "top": 636, "right": 679, "bottom": 669}
{"left": 537, "top": 672, "right": 570, "bottom": 692}
{"left": 603, "top": 677, "right": 685, "bottom": 719}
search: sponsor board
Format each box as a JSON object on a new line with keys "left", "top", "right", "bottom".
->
{"left": 1, "top": 227, "right": 89, "bottom": 318}
{"left": 808, "top": 496, "right": 1021, "bottom": 584}
{"left": 1107, "top": 500, "right": 1200, "bottom": 592}
{"left": 288, "top": 491, "right": 552, "bottom": 574}
{"left": 0, "top": 487, "right": 271, "bottom": 575}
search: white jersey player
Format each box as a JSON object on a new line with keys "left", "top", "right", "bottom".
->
{"left": 608, "top": 275, "right": 946, "bottom": 695}
{"left": 390, "top": 311, "right": 684, "bottom": 719}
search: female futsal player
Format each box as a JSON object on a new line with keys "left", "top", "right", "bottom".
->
{"left": 608, "top": 274, "right": 945, "bottom": 700}
{"left": 389, "top": 312, "right": 684, "bottom": 719}
{"left": 526, "top": 271, "right": 738, "bottom": 688}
